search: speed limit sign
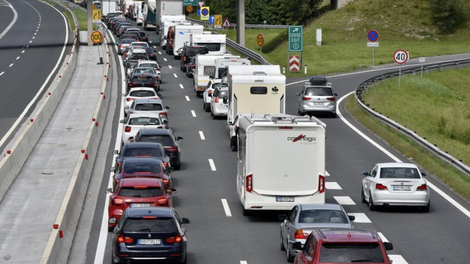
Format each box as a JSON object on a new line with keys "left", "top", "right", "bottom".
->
{"left": 393, "top": 50, "right": 409, "bottom": 65}
{"left": 90, "top": 30, "right": 103, "bottom": 44}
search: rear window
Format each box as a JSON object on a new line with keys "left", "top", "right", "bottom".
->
{"left": 380, "top": 168, "right": 420, "bottom": 179}
{"left": 319, "top": 243, "right": 385, "bottom": 263}
{"left": 298, "top": 210, "right": 348, "bottom": 224}
{"left": 217, "top": 90, "right": 228, "bottom": 98}
{"left": 139, "top": 63, "right": 158, "bottom": 68}
{"left": 118, "top": 187, "right": 163, "bottom": 198}
{"left": 129, "top": 90, "right": 155, "bottom": 97}
{"left": 123, "top": 162, "right": 162, "bottom": 174}
{"left": 123, "top": 218, "right": 177, "bottom": 232}
{"left": 306, "top": 87, "right": 333, "bottom": 96}
{"left": 204, "top": 66, "right": 216, "bottom": 76}
{"left": 129, "top": 117, "right": 161, "bottom": 125}
{"left": 138, "top": 135, "right": 174, "bottom": 146}
{"left": 131, "top": 76, "right": 155, "bottom": 83}
{"left": 135, "top": 103, "right": 163, "bottom": 111}
{"left": 133, "top": 68, "right": 155, "bottom": 75}
{"left": 250, "top": 86, "right": 267, "bottom": 94}
{"left": 203, "top": 43, "right": 221, "bottom": 52}
{"left": 123, "top": 148, "right": 162, "bottom": 157}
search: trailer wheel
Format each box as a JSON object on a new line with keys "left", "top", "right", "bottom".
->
{"left": 230, "top": 136, "right": 237, "bottom": 151}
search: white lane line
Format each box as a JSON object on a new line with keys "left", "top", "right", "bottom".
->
{"left": 34, "top": 32, "right": 37, "bottom": 35}
{"left": 209, "top": 159, "right": 216, "bottom": 171}
{"left": 149, "top": 40, "right": 153, "bottom": 44}
{"left": 338, "top": 92, "right": 470, "bottom": 219}
{"left": 185, "top": 96, "right": 190, "bottom": 101}
{"left": 8, "top": 63, "right": 13, "bottom": 67}
{"left": 378, "top": 232, "right": 389, "bottom": 242}
{"left": 325, "top": 182, "right": 342, "bottom": 190}
{"left": 21, "top": 50, "right": 25, "bottom": 53}
{"left": 221, "top": 199, "right": 232, "bottom": 217}
{"left": 173, "top": 73, "right": 177, "bottom": 78}
{"left": 0, "top": 72, "right": 4, "bottom": 76}
{"left": 169, "top": 65, "right": 173, "bottom": 69}
{"left": 240, "top": 261, "right": 248, "bottom": 264}
{"left": 333, "top": 196, "right": 356, "bottom": 205}
{"left": 191, "top": 110, "right": 196, "bottom": 117}
{"left": 0, "top": 0, "right": 18, "bottom": 40}
{"left": 158, "top": 51, "right": 162, "bottom": 55}
{"left": 199, "top": 131, "right": 205, "bottom": 140}
{"left": 348, "top": 213, "right": 372, "bottom": 223}
{"left": 388, "top": 255, "right": 408, "bottom": 264}
{"left": 164, "top": 58, "right": 167, "bottom": 61}
{"left": 32, "top": 36, "right": 35, "bottom": 39}
{"left": 325, "top": 170, "right": 330, "bottom": 176}
{"left": 29, "top": 40, "right": 32, "bottom": 43}
{"left": 179, "top": 84, "right": 184, "bottom": 89}
{"left": 153, "top": 45, "right": 157, "bottom": 49}
{"left": 16, "top": 56, "right": 19, "bottom": 60}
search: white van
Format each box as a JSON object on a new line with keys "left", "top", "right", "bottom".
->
{"left": 236, "top": 114, "right": 326, "bottom": 216}
{"left": 190, "top": 34, "right": 227, "bottom": 54}
{"left": 194, "top": 54, "right": 240, "bottom": 96}
{"left": 171, "top": 24, "right": 204, "bottom": 58}
{"left": 227, "top": 65, "right": 286, "bottom": 151}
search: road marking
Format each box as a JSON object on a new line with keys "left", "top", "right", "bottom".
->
{"left": 333, "top": 196, "right": 356, "bottom": 205}
{"left": 169, "top": 65, "right": 172, "bottom": 69}
{"left": 325, "top": 182, "right": 342, "bottom": 190}
{"left": 158, "top": 51, "right": 162, "bottom": 55}
{"left": 173, "top": 73, "right": 177, "bottom": 78}
{"left": 29, "top": 40, "right": 32, "bottom": 43}
{"left": 32, "top": 36, "right": 35, "bottom": 39}
{"left": 325, "top": 170, "right": 330, "bottom": 176}
{"left": 191, "top": 110, "right": 196, "bottom": 117}
{"left": 199, "top": 131, "right": 205, "bottom": 140}
{"left": 179, "top": 84, "right": 184, "bottom": 89}
{"left": 0, "top": 72, "right": 4, "bottom": 76}
{"left": 221, "top": 199, "right": 232, "bottom": 217}
{"left": 21, "top": 50, "right": 25, "bottom": 53}
{"left": 153, "top": 45, "right": 156, "bottom": 49}
{"left": 348, "top": 213, "right": 372, "bottom": 223}
{"left": 185, "top": 96, "right": 190, "bottom": 101}
{"left": 34, "top": 32, "right": 37, "bottom": 36}
{"left": 16, "top": 56, "right": 19, "bottom": 60}
{"left": 0, "top": 0, "right": 18, "bottom": 40}
{"left": 149, "top": 40, "right": 152, "bottom": 44}
{"left": 9, "top": 63, "right": 13, "bottom": 67}
{"left": 240, "top": 261, "right": 248, "bottom": 264}
{"left": 388, "top": 255, "right": 408, "bottom": 264}
{"left": 209, "top": 159, "right": 216, "bottom": 171}
{"left": 163, "top": 58, "right": 167, "bottom": 61}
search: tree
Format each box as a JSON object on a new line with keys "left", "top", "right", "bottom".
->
{"left": 430, "top": 0, "right": 467, "bottom": 33}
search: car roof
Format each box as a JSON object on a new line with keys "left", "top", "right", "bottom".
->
{"left": 119, "top": 177, "right": 163, "bottom": 188}
{"left": 128, "top": 87, "right": 157, "bottom": 92}
{"left": 127, "top": 112, "right": 161, "bottom": 119}
{"left": 298, "top": 203, "right": 344, "bottom": 211}
{"left": 123, "top": 142, "right": 163, "bottom": 149}
{"left": 314, "top": 229, "right": 382, "bottom": 243}
{"left": 133, "top": 98, "right": 163, "bottom": 104}
{"left": 376, "top": 162, "right": 418, "bottom": 169}
{"left": 125, "top": 207, "right": 173, "bottom": 218}
{"left": 139, "top": 128, "right": 172, "bottom": 136}
{"left": 138, "top": 60, "right": 158, "bottom": 65}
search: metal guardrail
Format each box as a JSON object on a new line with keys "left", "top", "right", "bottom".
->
{"left": 187, "top": 17, "right": 271, "bottom": 65}
{"left": 355, "top": 58, "right": 470, "bottom": 177}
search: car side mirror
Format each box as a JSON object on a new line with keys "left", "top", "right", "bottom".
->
{"left": 334, "top": 93, "right": 338, "bottom": 96}
{"left": 122, "top": 92, "right": 126, "bottom": 96}
{"left": 170, "top": 188, "right": 177, "bottom": 194}
{"left": 119, "top": 119, "right": 124, "bottom": 124}
{"left": 278, "top": 214, "right": 287, "bottom": 221}
{"left": 106, "top": 188, "right": 113, "bottom": 193}
{"left": 177, "top": 136, "right": 183, "bottom": 141}
{"left": 168, "top": 167, "right": 175, "bottom": 172}
{"left": 362, "top": 172, "right": 370, "bottom": 177}
{"left": 181, "top": 217, "right": 190, "bottom": 224}
{"left": 292, "top": 242, "right": 303, "bottom": 250}
{"left": 223, "top": 96, "right": 228, "bottom": 104}
{"left": 348, "top": 215, "right": 356, "bottom": 221}
{"left": 384, "top": 242, "right": 393, "bottom": 251}
{"left": 165, "top": 106, "right": 170, "bottom": 110}
{"left": 421, "top": 172, "right": 426, "bottom": 177}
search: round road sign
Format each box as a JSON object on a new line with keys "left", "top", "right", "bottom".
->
{"left": 257, "top": 33, "right": 264, "bottom": 47}
{"left": 201, "top": 8, "right": 209, "bottom": 16}
{"left": 91, "top": 30, "right": 103, "bottom": 44}
{"left": 186, "top": 5, "right": 194, "bottom": 13}
{"left": 393, "top": 49, "right": 409, "bottom": 65}
{"left": 367, "top": 30, "right": 379, "bottom": 42}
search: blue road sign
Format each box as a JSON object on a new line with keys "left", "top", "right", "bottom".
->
{"left": 197, "top": 9, "right": 201, "bottom": 16}
{"left": 367, "top": 30, "right": 379, "bottom": 42}
{"left": 209, "top": 15, "right": 215, "bottom": 24}
{"left": 201, "top": 7, "right": 209, "bottom": 16}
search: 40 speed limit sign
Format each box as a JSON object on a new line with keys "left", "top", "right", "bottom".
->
{"left": 393, "top": 49, "right": 409, "bottom": 64}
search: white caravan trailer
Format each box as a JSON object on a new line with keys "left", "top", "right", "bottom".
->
{"left": 190, "top": 34, "right": 227, "bottom": 54}
{"left": 193, "top": 54, "right": 240, "bottom": 96}
{"left": 236, "top": 114, "right": 326, "bottom": 216}
{"left": 172, "top": 24, "right": 204, "bottom": 58}
{"left": 214, "top": 58, "right": 251, "bottom": 79}
{"left": 226, "top": 65, "right": 286, "bottom": 151}
{"left": 159, "top": 15, "right": 187, "bottom": 48}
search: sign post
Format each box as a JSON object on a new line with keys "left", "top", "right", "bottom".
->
{"left": 288, "top": 26, "right": 303, "bottom": 73}
{"left": 91, "top": 30, "right": 104, "bottom": 64}
{"left": 367, "top": 30, "right": 379, "bottom": 66}
{"left": 419, "top": 57, "right": 425, "bottom": 77}
{"left": 393, "top": 49, "right": 409, "bottom": 87}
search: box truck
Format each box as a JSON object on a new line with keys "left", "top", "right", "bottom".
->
{"left": 226, "top": 65, "right": 286, "bottom": 151}
{"left": 142, "top": 0, "right": 157, "bottom": 30}
{"left": 101, "top": 0, "right": 119, "bottom": 20}
{"left": 193, "top": 54, "right": 240, "bottom": 96}
{"left": 236, "top": 114, "right": 326, "bottom": 216}
{"left": 155, "top": 0, "right": 184, "bottom": 32}
{"left": 190, "top": 34, "right": 227, "bottom": 54}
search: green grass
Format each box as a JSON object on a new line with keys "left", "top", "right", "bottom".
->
{"left": 344, "top": 68, "right": 470, "bottom": 201}
{"left": 73, "top": 9, "right": 88, "bottom": 31}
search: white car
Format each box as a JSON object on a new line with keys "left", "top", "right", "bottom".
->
{"left": 210, "top": 86, "right": 229, "bottom": 118}
{"left": 125, "top": 98, "right": 169, "bottom": 124}
{"left": 202, "top": 79, "right": 223, "bottom": 112}
{"left": 137, "top": 60, "right": 161, "bottom": 83}
{"left": 120, "top": 112, "right": 168, "bottom": 143}
{"left": 123, "top": 87, "right": 159, "bottom": 110}
{"left": 361, "top": 162, "right": 430, "bottom": 212}
{"left": 130, "top": 41, "right": 149, "bottom": 48}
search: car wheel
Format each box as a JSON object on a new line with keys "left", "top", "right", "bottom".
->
{"left": 286, "top": 244, "right": 295, "bottom": 263}
{"left": 422, "top": 200, "right": 430, "bottom": 212}
{"left": 205, "top": 104, "right": 210, "bottom": 112}
{"left": 368, "top": 192, "right": 377, "bottom": 211}
{"left": 196, "top": 91, "right": 201, "bottom": 97}
{"left": 111, "top": 255, "right": 121, "bottom": 264}
{"left": 361, "top": 187, "right": 367, "bottom": 203}
{"left": 174, "top": 160, "right": 181, "bottom": 170}
{"left": 331, "top": 112, "right": 337, "bottom": 118}
{"left": 280, "top": 234, "right": 286, "bottom": 251}
{"left": 230, "top": 136, "right": 238, "bottom": 152}
{"left": 108, "top": 226, "right": 114, "bottom": 233}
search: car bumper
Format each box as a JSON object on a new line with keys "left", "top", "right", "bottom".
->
{"left": 243, "top": 192, "right": 325, "bottom": 210}
{"left": 372, "top": 191, "right": 430, "bottom": 206}
{"left": 213, "top": 105, "right": 228, "bottom": 116}
{"left": 115, "top": 244, "right": 185, "bottom": 263}
{"left": 300, "top": 103, "right": 336, "bottom": 113}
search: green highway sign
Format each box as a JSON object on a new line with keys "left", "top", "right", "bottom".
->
{"left": 289, "top": 26, "right": 303, "bottom": 52}
{"left": 183, "top": 0, "right": 197, "bottom": 6}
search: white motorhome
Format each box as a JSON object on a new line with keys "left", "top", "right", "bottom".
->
{"left": 194, "top": 54, "right": 240, "bottom": 96}
{"left": 159, "top": 16, "right": 187, "bottom": 48}
{"left": 236, "top": 114, "right": 326, "bottom": 216}
{"left": 215, "top": 58, "right": 250, "bottom": 79}
{"left": 227, "top": 65, "right": 286, "bottom": 151}
{"left": 190, "top": 34, "right": 227, "bottom": 54}
{"left": 172, "top": 24, "right": 204, "bottom": 58}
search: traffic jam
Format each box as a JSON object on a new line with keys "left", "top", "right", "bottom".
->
{"left": 101, "top": 2, "right": 430, "bottom": 264}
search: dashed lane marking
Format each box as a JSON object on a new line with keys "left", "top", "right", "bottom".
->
{"left": 333, "top": 196, "right": 356, "bottom": 205}
{"left": 199, "top": 131, "right": 205, "bottom": 140}
{"left": 16, "top": 56, "right": 19, "bottom": 60}
{"left": 185, "top": 96, "right": 190, "bottom": 101}
{"left": 221, "top": 199, "right": 232, "bottom": 217}
{"left": 191, "top": 110, "right": 196, "bottom": 117}
{"left": 325, "top": 182, "right": 342, "bottom": 190}
{"left": 348, "top": 213, "right": 372, "bottom": 223}
{"left": 163, "top": 58, "right": 167, "bottom": 61}
{"left": 9, "top": 63, "right": 13, "bottom": 67}
{"left": 173, "top": 73, "right": 177, "bottom": 78}
{"left": 209, "top": 159, "right": 216, "bottom": 171}
{"left": 179, "top": 84, "right": 184, "bottom": 89}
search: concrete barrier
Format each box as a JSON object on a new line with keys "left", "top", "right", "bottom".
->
{"left": 39, "top": 36, "right": 113, "bottom": 264}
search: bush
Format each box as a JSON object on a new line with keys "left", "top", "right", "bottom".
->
{"left": 430, "top": 0, "right": 467, "bottom": 33}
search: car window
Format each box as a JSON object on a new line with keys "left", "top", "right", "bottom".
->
{"left": 135, "top": 103, "right": 162, "bottom": 111}
{"left": 123, "top": 148, "right": 162, "bottom": 157}
{"left": 218, "top": 90, "right": 228, "bottom": 99}
{"left": 123, "top": 218, "right": 178, "bottom": 232}
{"left": 299, "top": 210, "right": 348, "bottom": 224}
{"left": 370, "top": 166, "right": 377, "bottom": 177}
{"left": 129, "top": 90, "right": 155, "bottom": 97}
{"left": 129, "top": 117, "right": 161, "bottom": 125}
{"left": 139, "top": 135, "right": 174, "bottom": 145}
{"left": 204, "top": 43, "right": 220, "bottom": 51}
{"left": 380, "top": 167, "right": 420, "bottom": 179}
{"left": 287, "top": 206, "right": 298, "bottom": 223}
{"left": 306, "top": 87, "right": 333, "bottom": 96}
{"left": 319, "top": 242, "right": 385, "bottom": 263}
{"left": 304, "top": 235, "right": 314, "bottom": 257}
{"left": 118, "top": 187, "right": 163, "bottom": 197}
{"left": 124, "top": 162, "right": 162, "bottom": 173}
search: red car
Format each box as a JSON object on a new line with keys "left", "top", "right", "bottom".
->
{"left": 293, "top": 229, "right": 393, "bottom": 264}
{"left": 113, "top": 158, "right": 172, "bottom": 189}
{"left": 108, "top": 177, "right": 176, "bottom": 232}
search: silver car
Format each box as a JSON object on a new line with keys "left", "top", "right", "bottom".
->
{"left": 210, "top": 86, "right": 229, "bottom": 118}
{"left": 361, "top": 162, "right": 430, "bottom": 212}
{"left": 280, "top": 203, "right": 355, "bottom": 262}
{"left": 296, "top": 76, "right": 337, "bottom": 118}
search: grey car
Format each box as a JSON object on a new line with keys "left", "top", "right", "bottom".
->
{"left": 296, "top": 76, "right": 337, "bottom": 118}
{"left": 280, "top": 203, "right": 355, "bottom": 262}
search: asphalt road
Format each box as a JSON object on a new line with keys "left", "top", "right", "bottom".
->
{"left": 82, "top": 19, "right": 470, "bottom": 264}
{"left": 0, "top": 0, "right": 70, "bottom": 148}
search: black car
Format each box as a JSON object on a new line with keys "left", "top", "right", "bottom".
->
{"left": 180, "top": 45, "right": 209, "bottom": 72}
{"left": 185, "top": 57, "right": 196, "bottom": 78}
{"left": 144, "top": 47, "right": 158, "bottom": 61}
{"left": 114, "top": 142, "right": 171, "bottom": 172}
{"left": 127, "top": 73, "right": 159, "bottom": 92}
{"left": 138, "top": 31, "right": 149, "bottom": 43}
{"left": 111, "top": 207, "right": 189, "bottom": 264}
{"left": 134, "top": 129, "right": 183, "bottom": 170}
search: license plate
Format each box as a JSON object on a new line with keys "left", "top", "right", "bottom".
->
{"left": 392, "top": 185, "right": 411, "bottom": 191}
{"left": 138, "top": 239, "right": 161, "bottom": 245}
{"left": 313, "top": 102, "right": 324, "bottom": 105}
{"left": 276, "top": 196, "right": 295, "bottom": 202}
{"left": 131, "top": 203, "right": 151, "bottom": 208}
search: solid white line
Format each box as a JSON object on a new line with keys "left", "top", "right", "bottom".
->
{"left": 199, "top": 131, "right": 205, "bottom": 140}
{"left": 16, "top": 56, "right": 19, "bottom": 60}
{"left": 191, "top": 110, "right": 196, "bottom": 117}
{"left": 179, "top": 84, "right": 184, "bottom": 89}
{"left": 185, "top": 96, "right": 190, "bottom": 101}
{"left": 8, "top": 63, "right": 13, "bottom": 67}
{"left": 0, "top": 0, "right": 18, "bottom": 40}
{"left": 209, "top": 159, "right": 216, "bottom": 171}
{"left": 221, "top": 199, "right": 232, "bottom": 217}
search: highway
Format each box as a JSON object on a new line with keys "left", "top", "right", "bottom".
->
{"left": 77, "top": 19, "right": 470, "bottom": 264}
{"left": 0, "top": 0, "right": 70, "bottom": 148}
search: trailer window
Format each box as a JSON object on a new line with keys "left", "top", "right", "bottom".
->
{"left": 204, "top": 66, "right": 216, "bottom": 77}
{"left": 250, "top": 86, "right": 268, "bottom": 95}
{"left": 203, "top": 43, "right": 221, "bottom": 52}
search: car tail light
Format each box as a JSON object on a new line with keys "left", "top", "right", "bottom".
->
{"left": 163, "top": 162, "right": 168, "bottom": 168}
{"left": 318, "top": 175, "right": 325, "bottom": 193}
{"left": 190, "top": 64, "right": 194, "bottom": 68}
{"left": 129, "top": 82, "right": 136, "bottom": 87}
{"left": 167, "top": 146, "right": 178, "bottom": 152}
{"left": 246, "top": 174, "right": 252, "bottom": 193}
{"left": 152, "top": 97, "right": 160, "bottom": 99}
{"left": 279, "top": 126, "right": 293, "bottom": 129}
{"left": 417, "top": 184, "right": 427, "bottom": 190}
{"left": 183, "top": 56, "right": 186, "bottom": 61}
{"left": 113, "top": 198, "right": 123, "bottom": 205}
{"left": 117, "top": 235, "right": 134, "bottom": 244}
{"left": 208, "top": 90, "right": 212, "bottom": 95}
{"left": 124, "top": 126, "right": 131, "bottom": 133}
{"left": 162, "top": 179, "right": 170, "bottom": 185}
{"left": 327, "top": 97, "right": 336, "bottom": 101}
{"left": 159, "top": 112, "right": 168, "bottom": 117}
{"left": 117, "top": 162, "right": 121, "bottom": 168}
{"left": 376, "top": 183, "right": 388, "bottom": 190}
{"left": 166, "top": 235, "right": 182, "bottom": 243}
{"left": 157, "top": 198, "right": 168, "bottom": 206}
{"left": 215, "top": 97, "right": 219, "bottom": 103}
{"left": 294, "top": 229, "right": 308, "bottom": 239}
{"left": 302, "top": 96, "right": 311, "bottom": 101}
{"left": 153, "top": 83, "right": 158, "bottom": 87}
{"left": 126, "top": 97, "right": 135, "bottom": 102}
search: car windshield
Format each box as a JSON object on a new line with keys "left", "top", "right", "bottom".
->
{"left": 204, "top": 43, "right": 220, "bottom": 52}
{"left": 123, "top": 148, "right": 162, "bottom": 157}
{"left": 204, "top": 66, "right": 216, "bottom": 76}
{"left": 306, "top": 87, "right": 333, "bottom": 96}
{"left": 129, "top": 90, "right": 155, "bottom": 97}
{"left": 139, "top": 135, "right": 174, "bottom": 145}
{"left": 134, "top": 103, "right": 163, "bottom": 111}
{"left": 129, "top": 117, "right": 161, "bottom": 125}
{"left": 124, "top": 162, "right": 162, "bottom": 174}
{"left": 131, "top": 76, "right": 154, "bottom": 83}
{"left": 380, "top": 168, "right": 420, "bottom": 179}
{"left": 140, "top": 63, "right": 158, "bottom": 68}
{"left": 319, "top": 243, "right": 385, "bottom": 263}
{"left": 133, "top": 68, "right": 156, "bottom": 75}
{"left": 217, "top": 90, "right": 228, "bottom": 99}
{"left": 124, "top": 218, "right": 177, "bottom": 232}
{"left": 118, "top": 187, "right": 163, "bottom": 198}
{"left": 298, "top": 209, "right": 348, "bottom": 224}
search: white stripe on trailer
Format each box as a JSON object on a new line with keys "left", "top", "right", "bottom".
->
{"left": 325, "top": 182, "right": 342, "bottom": 190}
{"left": 333, "top": 196, "right": 356, "bottom": 205}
